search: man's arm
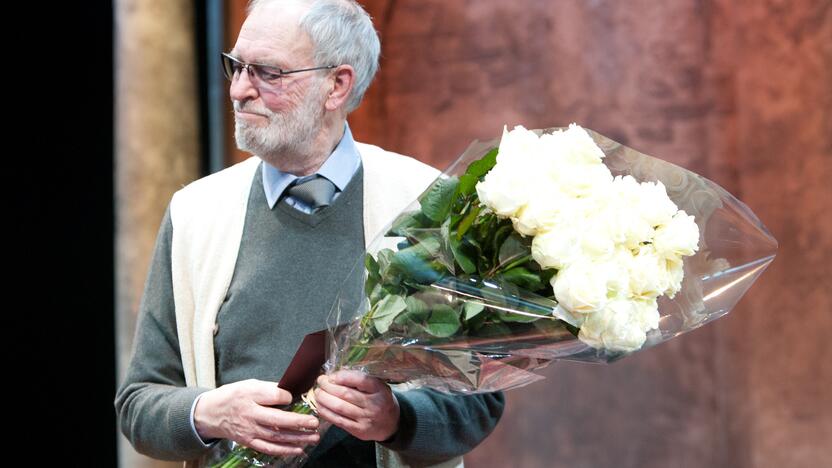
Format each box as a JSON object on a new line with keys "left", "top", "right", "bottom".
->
{"left": 381, "top": 388, "right": 505, "bottom": 463}
{"left": 315, "top": 370, "right": 505, "bottom": 463}
{"left": 113, "top": 204, "right": 217, "bottom": 461}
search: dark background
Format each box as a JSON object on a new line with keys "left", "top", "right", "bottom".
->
{"left": 17, "top": 2, "right": 120, "bottom": 464}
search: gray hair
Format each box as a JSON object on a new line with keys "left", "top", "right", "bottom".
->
{"left": 247, "top": 0, "right": 381, "bottom": 113}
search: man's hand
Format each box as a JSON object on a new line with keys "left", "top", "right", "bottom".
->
{"left": 314, "top": 370, "right": 400, "bottom": 442}
{"left": 194, "top": 379, "right": 320, "bottom": 457}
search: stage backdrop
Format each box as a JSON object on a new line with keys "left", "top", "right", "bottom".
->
{"left": 346, "top": 2, "right": 831, "bottom": 467}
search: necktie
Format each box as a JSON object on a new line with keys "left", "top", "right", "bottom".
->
{"left": 285, "top": 175, "right": 337, "bottom": 212}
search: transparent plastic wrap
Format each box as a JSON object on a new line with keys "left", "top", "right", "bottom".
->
{"left": 204, "top": 125, "right": 777, "bottom": 467}
{"left": 323, "top": 125, "right": 777, "bottom": 390}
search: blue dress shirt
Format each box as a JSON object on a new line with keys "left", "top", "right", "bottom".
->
{"left": 262, "top": 123, "right": 362, "bottom": 212}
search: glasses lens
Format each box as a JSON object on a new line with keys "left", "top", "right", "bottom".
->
{"left": 222, "top": 54, "right": 246, "bottom": 81}
{"left": 220, "top": 54, "right": 294, "bottom": 91}
{"left": 252, "top": 65, "right": 283, "bottom": 86}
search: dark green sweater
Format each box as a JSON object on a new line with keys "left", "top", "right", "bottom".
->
{"left": 114, "top": 161, "right": 505, "bottom": 466}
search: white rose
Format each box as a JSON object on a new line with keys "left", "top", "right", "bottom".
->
{"left": 475, "top": 163, "right": 530, "bottom": 217}
{"left": 578, "top": 215, "right": 617, "bottom": 260}
{"left": 633, "top": 297, "right": 660, "bottom": 331}
{"left": 552, "top": 259, "right": 629, "bottom": 315}
{"left": 578, "top": 299, "right": 647, "bottom": 352}
{"left": 626, "top": 245, "right": 668, "bottom": 299}
{"left": 599, "top": 209, "right": 654, "bottom": 252}
{"left": 636, "top": 180, "right": 679, "bottom": 228}
{"left": 531, "top": 219, "right": 584, "bottom": 269}
{"left": 653, "top": 210, "right": 700, "bottom": 259}
{"left": 602, "top": 176, "right": 655, "bottom": 249}
{"left": 496, "top": 125, "right": 543, "bottom": 166}
{"left": 552, "top": 162, "right": 614, "bottom": 198}
{"left": 663, "top": 256, "right": 685, "bottom": 298}
{"left": 510, "top": 182, "right": 572, "bottom": 236}
{"left": 547, "top": 123, "right": 606, "bottom": 165}
{"left": 478, "top": 126, "right": 557, "bottom": 218}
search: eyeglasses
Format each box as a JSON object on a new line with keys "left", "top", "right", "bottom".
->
{"left": 221, "top": 52, "right": 336, "bottom": 91}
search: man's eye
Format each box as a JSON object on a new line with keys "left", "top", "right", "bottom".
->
{"left": 258, "top": 68, "right": 283, "bottom": 81}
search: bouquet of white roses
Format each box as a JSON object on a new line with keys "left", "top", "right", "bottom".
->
{"left": 206, "top": 124, "right": 777, "bottom": 467}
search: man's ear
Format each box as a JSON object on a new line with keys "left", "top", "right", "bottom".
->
{"left": 325, "top": 64, "right": 355, "bottom": 111}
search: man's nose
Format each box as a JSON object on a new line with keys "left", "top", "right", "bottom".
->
{"left": 229, "top": 68, "right": 259, "bottom": 102}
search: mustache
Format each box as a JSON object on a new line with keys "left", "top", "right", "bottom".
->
{"left": 233, "top": 101, "right": 271, "bottom": 116}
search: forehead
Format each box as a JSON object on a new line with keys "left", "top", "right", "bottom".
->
{"left": 232, "top": 1, "right": 313, "bottom": 66}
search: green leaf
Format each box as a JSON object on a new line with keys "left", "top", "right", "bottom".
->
{"left": 457, "top": 174, "right": 479, "bottom": 197}
{"left": 462, "top": 235, "right": 483, "bottom": 267}
{"left": 364, "top": 254, "right": 381, "bottom": 297}
{"left": 365, "top": 253, "right": 380, "bottom": 280}
{"left": 368, "top": 283, "right": 384, "bottom": 306}
{"left": 381, "top": 283, "right": 406, "bottom": 298}
{"left": 409, "top": 233, "right": 443, "bottom": 255}
{"left": 420, "top": 177, "right": 460, "bottom": 223}
{"left": 500, "top": 266, "right": 545, "bottom": 291}
{"left": 393, "top": 296, "right": 431, "bottom": 333}
{"left": 489, "top": 222, "right": 515, "bottom": 266}
{"left": 449, "top": 234, "right": 477, "bottom": 274}
{"left": 456, "top": 205, "right": 481, "bottom": 240}
{"left": 388, "top": 211, "right": 431, "bottom": 237}
{"left": 464, "top": 148, "right": 499, "bottom": 179}
{"left": 425, "top": 305, "right": 461, "bottom": 337}
{"left": 498, "top": 232, "right": 530, "bottom": 268}
{"left": 405, "top": 296, "right": 430, "bottom": 315}
{"left": 389, "top": 237, "right": 445, "bottom": 284}
{"left": 376, "top": 249, "right": 395, "bottom": 276}
{"left": 463, "top": 301, "right": 485, "bottom": 320}
{"left": 497, "top": 310, "right": 547, "bottom": 323}
{"left": 466, "top": 308, "right": 488, "bottom": 331}
{"left": 373, "top": 295, "right": 408, "bottom": 334}
{"left": 540, "top": 267, "right": 557, "bottom": 285}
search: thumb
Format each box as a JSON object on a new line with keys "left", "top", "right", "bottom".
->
{"left": 248, "top": 379, "right": 293, "bottom": 406}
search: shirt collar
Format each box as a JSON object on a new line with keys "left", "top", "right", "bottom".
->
{"left": 261, "top": 122, "right": 361, "bottom": 209}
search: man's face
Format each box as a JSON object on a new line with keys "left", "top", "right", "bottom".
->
{"left": 229, "top": 2, "right": 329, "bottom": 158}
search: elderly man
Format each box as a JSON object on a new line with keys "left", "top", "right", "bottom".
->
{"left": 114, "top": 0, "right": 504, "bottom": 466}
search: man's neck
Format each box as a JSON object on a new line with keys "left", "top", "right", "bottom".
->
{"left": 263, "top": 118, "right": 346, "bottom": 176}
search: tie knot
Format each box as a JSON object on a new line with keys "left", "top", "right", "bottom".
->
{"left": 285, "top": 175, "right": 337, "bottom": 211}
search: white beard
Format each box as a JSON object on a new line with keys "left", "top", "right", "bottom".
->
{"left": 233, "top": 82, "right": 327, "bottom": 162}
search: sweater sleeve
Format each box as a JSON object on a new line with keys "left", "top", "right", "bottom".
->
{"left": 114, "top": 204, "right": 216, "bottom": 461}
{"left": 380, "top": 388, "right": 505, "bottom": 463}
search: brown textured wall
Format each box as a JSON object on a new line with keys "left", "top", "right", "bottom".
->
{"left": 219, "top": 0, "right": 831, "bottom": 466}
{"left": 348, "top": 1, "right": 832, "bottom": 467}
{"left": 116, "top": 1, "right": 201, "bottom": 467}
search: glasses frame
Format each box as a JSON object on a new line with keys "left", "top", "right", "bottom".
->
{"left": 221, "top": 52, "right": 337, "bottom": 89}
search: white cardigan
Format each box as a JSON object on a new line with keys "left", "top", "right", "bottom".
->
{"left": 169, "top": 142, "right": 463, "bottom": 468}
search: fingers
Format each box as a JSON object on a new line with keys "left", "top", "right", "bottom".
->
{"left": 247, "top": 379, "right": 293, "bottom": 406}
{"left": 245, "top": 438, "right": 306, "bottom": 458}
{"left": 314, "top": 395, "right": 364, "bottom": 437}
{"left": 317, "top": 375, "right": 369, "bottom": 408}
{"left": 312, "top": 373, "right": 401, "bottom": 442}
{"left": 254, "top": 423, "right": 320, "bottom": 446}
{"left": 252, "top": 405, "right": 320, "bottom": 432}
{"left": 328, "top": 370, "right": 382, "bottom": 393}
{"left": 314, "top": 385, "right": 366, "bottom": 421}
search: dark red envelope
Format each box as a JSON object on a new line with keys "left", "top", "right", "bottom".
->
{"left": 278, "top": 329, "right": 328, "bottom": 397}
